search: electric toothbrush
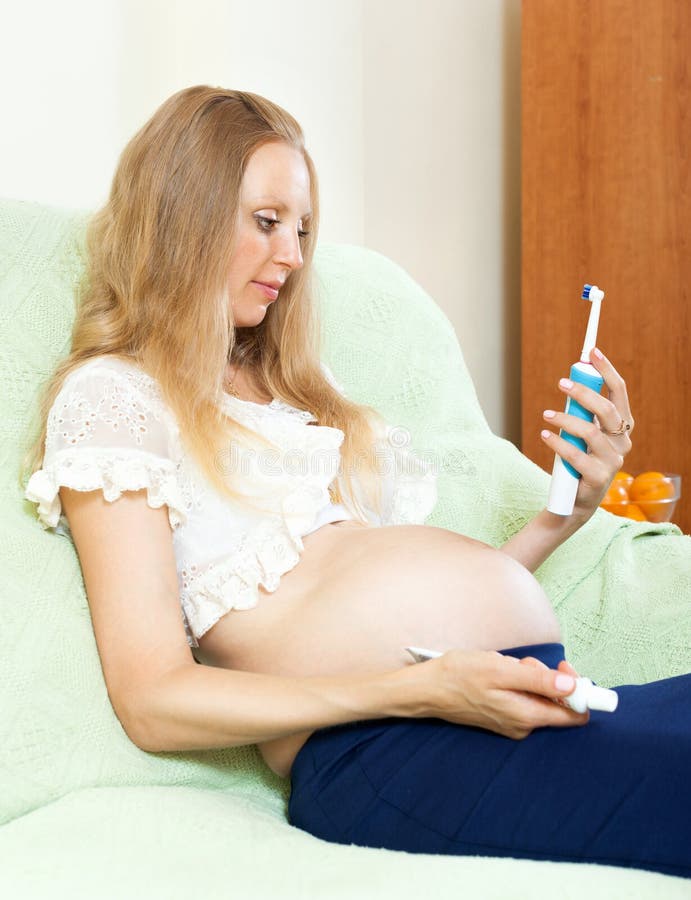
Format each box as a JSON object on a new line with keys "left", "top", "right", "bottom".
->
{"left": 546, "top": 284, "right": 605, "bottom": 516}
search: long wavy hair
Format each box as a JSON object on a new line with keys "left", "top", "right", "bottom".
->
{"left": 21, "top": 85, "right": 383, "bottom": 518}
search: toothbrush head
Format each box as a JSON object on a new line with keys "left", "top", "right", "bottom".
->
{"left": 579, "top": 283, "right": 605, "bottom": 362}
{"left": 582, "top": 284, "right": 605, "bottom": 303}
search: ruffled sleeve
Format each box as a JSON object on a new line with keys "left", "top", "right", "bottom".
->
{"left": 320, "top": 361, "right": 438, "bottom": 526}
{"left": 24, "top": 360, "right": 189, "bottom": 535}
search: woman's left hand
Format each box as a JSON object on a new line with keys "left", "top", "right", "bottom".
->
{"left": 540, "top": 347, "right": 635, "bottom": 525}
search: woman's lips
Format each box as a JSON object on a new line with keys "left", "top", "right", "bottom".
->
{"left": 251, "top": 281, "right": 279, "bottom": 300}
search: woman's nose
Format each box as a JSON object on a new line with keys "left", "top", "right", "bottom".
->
{"left": 274, "top": 230, "right": 304, "bottom": 270}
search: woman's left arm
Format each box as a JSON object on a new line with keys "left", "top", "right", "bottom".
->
{"left": 500, "top": 347, "right": 635, "bottom": 574}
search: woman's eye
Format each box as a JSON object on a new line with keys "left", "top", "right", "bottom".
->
{"left": 256, "top": 215, "right": 310, "bottom": 239}
{"left": 256, "top": 215, "right": 278, "bottom": 231}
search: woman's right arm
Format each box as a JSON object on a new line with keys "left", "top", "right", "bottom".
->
{"left": 61, "top": 485, "right": 587, "bottom": 754}
{"left": 60, "top": 485, "right": 414, "bottom": 753}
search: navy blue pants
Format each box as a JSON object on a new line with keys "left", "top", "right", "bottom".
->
{"left": 289, "top": 643, "right": 691, "bottom": 878}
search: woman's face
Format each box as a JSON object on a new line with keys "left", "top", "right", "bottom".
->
{"left": 228, "top": 141, "right": 312, "bottom": 327}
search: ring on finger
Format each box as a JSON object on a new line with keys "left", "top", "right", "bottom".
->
{"left": 602, "top": 417, "right": 631, "bottom": 437}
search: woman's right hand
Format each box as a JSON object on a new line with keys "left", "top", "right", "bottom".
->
{"left": 411, "top": 648, "right": 589, "bottom": 739}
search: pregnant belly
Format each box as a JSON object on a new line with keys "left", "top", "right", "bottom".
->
{"left": 194, "top": 521, "right": 562, "bottom": 779}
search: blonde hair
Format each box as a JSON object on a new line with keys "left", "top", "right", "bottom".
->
{"left": 21, "top": 85, "right": 383, "bottom": 518}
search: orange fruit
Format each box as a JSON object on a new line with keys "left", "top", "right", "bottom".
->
{"left": 625, "top": 503, "right": 647, "bottom": 521}
{"left": 600, "top": 481, "right": 629, "bottom": 515}
{"left": 629, "top": 471, "right": 675, "bottom": 522}
{"left": 613, "top": 471, "right": 634, "bottom": 491}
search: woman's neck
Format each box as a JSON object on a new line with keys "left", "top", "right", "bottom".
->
{"left": 224, "top": 362, "right": 272, "bottom": 404}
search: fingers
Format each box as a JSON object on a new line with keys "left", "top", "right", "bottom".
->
{"left": 541, "top": 416, "right": 623, "bottom": 479}
{"left": 552, "top": 383, "right": 631, "bottom": 456}
{"left": 555, "top": 376, "right": 623, "bottom": 435}
{"left": 588, "top": 347, "right": 635, "bottom": 435}
{"left": 520, "top": 656, "right": 580, "bottom": 711}
{"left": 431, "top": 650, "right": 591, "bottom": 739}
{"left": 553, "top": 659, "right": 581, "bottom": 709}
{"left": 557, "top": 659, "right": 580, "bottom": 679}
{"left": 518, "top": 656, "right": 549, "bottom": 671}
{"left": 542, "top": 407, "right": 622, "bottom": 458}
{"left": 523, "top": 696, "right": 590, "bottom": 729}
{"left": 493, "top": 657, "right": 590, "bottom": 734}
{"left": 497, "top": 654, "right": 577, "bottom": 699}
{"left": 543, "top": 349, "right": 634, "bottom": 462}
{"left": 519, "top": 655, "right": 580, "bottom": 680}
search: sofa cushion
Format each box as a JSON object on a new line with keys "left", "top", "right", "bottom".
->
{"left": 2, "top": 198, "right": 690, "bottom": 858}
{"left": 2, "top": 785, "right": 688, "bottom": 899}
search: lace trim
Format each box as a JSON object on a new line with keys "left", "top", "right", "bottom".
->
{"left": 24, "top": 448, "right": 190, "bottom": 532}
{"left": 221, "top": 393, "right": 317, "bottom": 423}
{"left": 180, "top": 520, "right": 305, "bottom": 647}
{"left": 180, "top": 466, "right": 437, "bottom": 647}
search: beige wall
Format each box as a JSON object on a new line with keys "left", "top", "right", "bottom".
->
{"left": 364, "top": 0, "right": 521, "bottom": 444}
{"left": 116, "top": 0, "right": 367, "bottom": 245}
{"left": 0, "top": 0, "right": 521, "bottom": 443}
{"left": 0, "top": 1, "right": 122, "bottom": 210}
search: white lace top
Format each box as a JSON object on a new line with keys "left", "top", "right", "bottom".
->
{"left": 24, "top": 355, "right": 438, "bottom": 648}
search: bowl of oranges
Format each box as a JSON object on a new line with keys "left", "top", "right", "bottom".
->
{"left": 600, "top": 471, "right": 682, "bottom": 523}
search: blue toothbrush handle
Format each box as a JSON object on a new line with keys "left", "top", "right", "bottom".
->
{"left": 558, "top": 363, "right": 605, "bottom": 478}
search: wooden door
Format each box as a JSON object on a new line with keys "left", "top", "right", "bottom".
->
{"left": 521, "top": 0, "right": 690, "bottom": 534}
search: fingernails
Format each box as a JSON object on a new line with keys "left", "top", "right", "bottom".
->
{"left": 555, "top": 673, "right": 575, "bottom": 692}
{"left": 543, "top": 409, "right": 556, "bottom": 419}
{"left": 593, "top": 347, "right": 604, "bottom": 360}
{"left": 559, "top": 378, "right": 574, "bottom": 390}
{"left": 541, "top": 429, "right": 552, "bottom": 440}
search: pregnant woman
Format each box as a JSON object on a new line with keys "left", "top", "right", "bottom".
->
{"left": 23, "top": 86, "right": 690, "bottom": 878}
